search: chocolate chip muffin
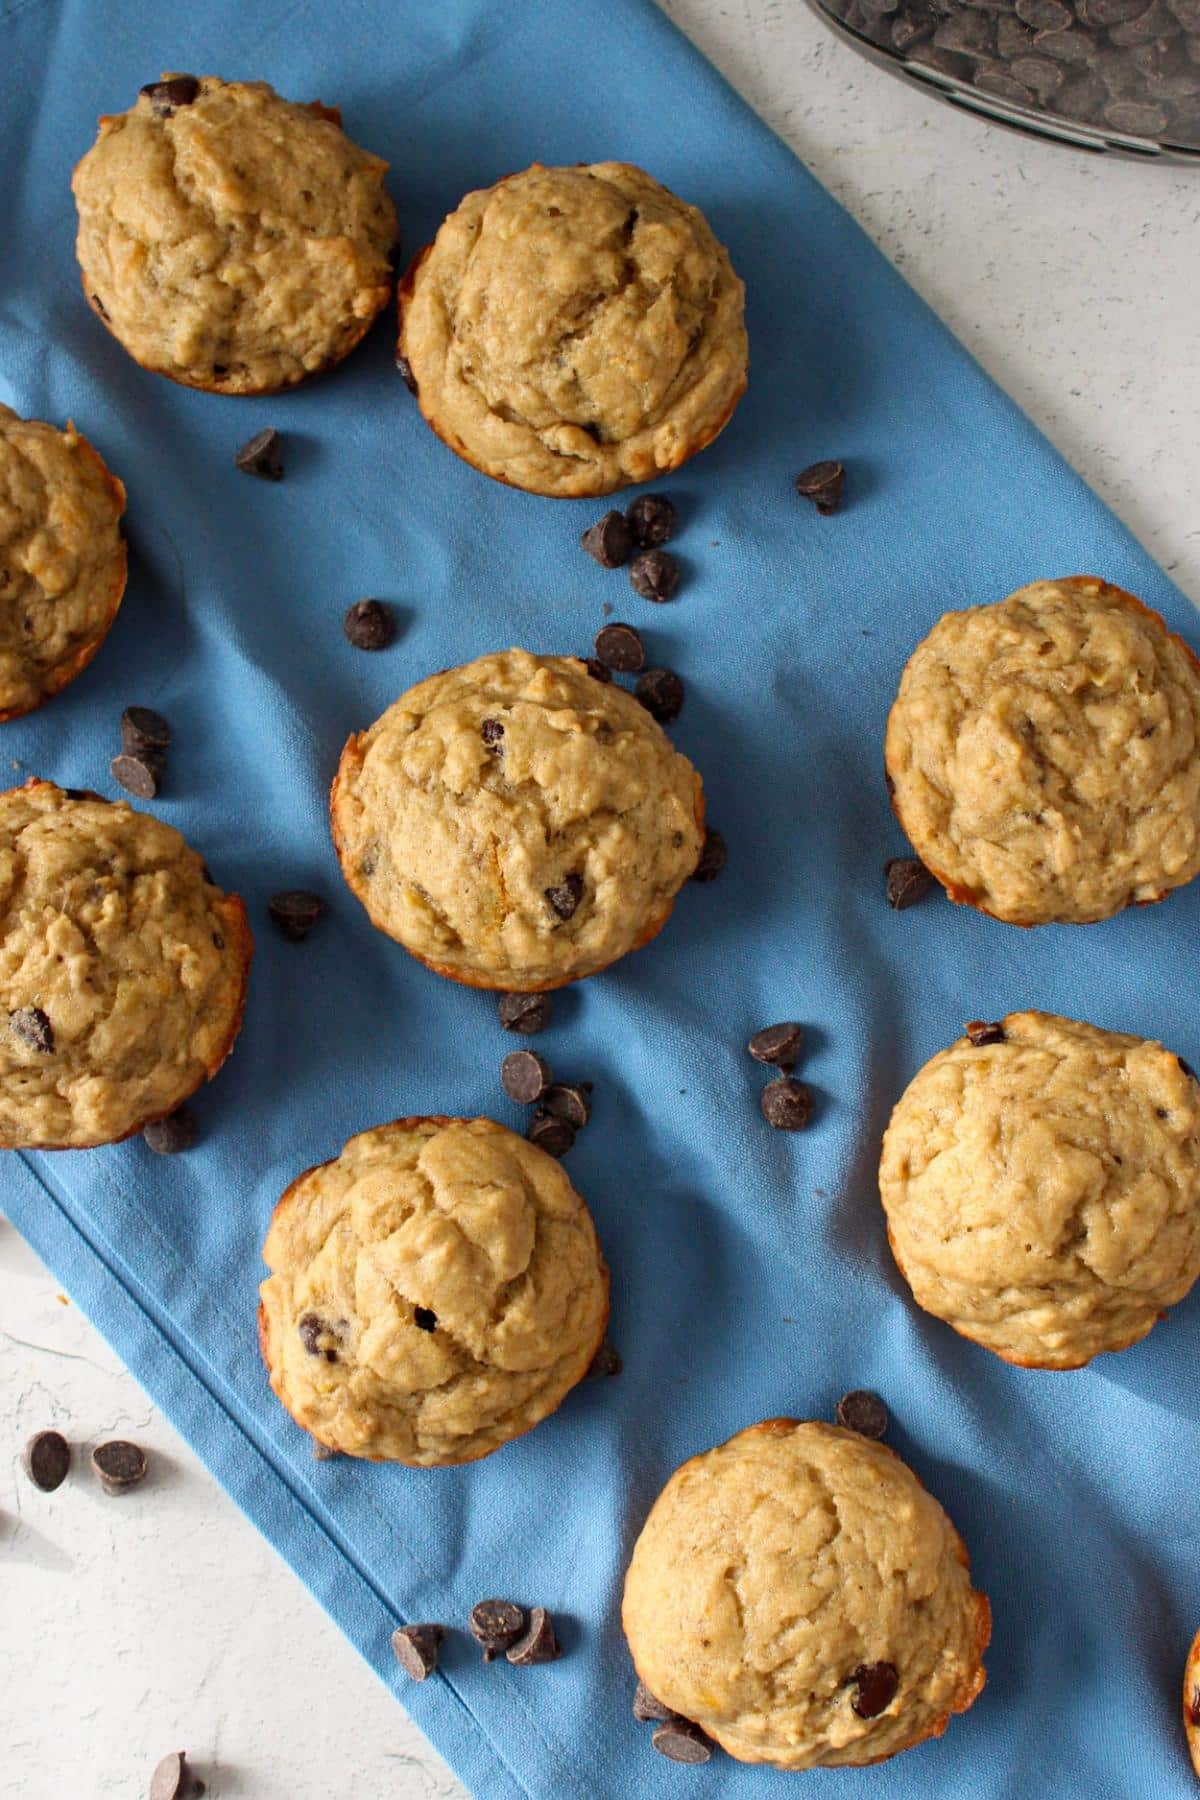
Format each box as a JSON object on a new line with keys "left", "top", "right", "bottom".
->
{"left": 72, "top": 76, "right": 397, "bottom": 393}
{"left": 885, "top": 577, "right": 1200, "bottom": 925}
{"left": 330, "top": 649, "right": 705, "bottom": 990}
{"left": 0, "top": 781, "right": 252, "bottom": 1147}
{"left": 258, "top": 1115, "right": 609, "bottom": 1466}
{"left": 0, "top": 405, "right": 126, "bottom": 722}
{"left": 880, "top": 1011, "right": 1200, "bottom": 1369}
{"left": 1184, "top": 1625, "right": 1200, "bottom": 1777}
{"left": 622, "top": 1418, "right": 989, "bottom": 1769}
{"left": 397, "top": 162, "right": 747, "bottom": 497}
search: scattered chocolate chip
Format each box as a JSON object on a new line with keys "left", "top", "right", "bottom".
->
{"left": 121, "top": 706, "right": 170, "bottom": 756}
{"left": 111, "top": 751, "right": 163, "bottom": 800}
{"left": 651, "top": 1720, "right": 713, "bottom": 1764}
{"left": 91, "top": 1439, "right": 148, "bottom": 1496}
{"left": 885, "top": 856, "right": 933, "bottom": 910}
{"left": 836, "top": 1390, "right": 889, "bottom": 1440}
{"left": 795, "top": 460, "right": 846, "bottom": 515}
{"left": 469, "top": 1598, "right": 525, "bottom": 1662}
{"left": 633, "top": 1680, "right": 677, "bottom": 1723}
{"left": 297, "top": 1313, "right": 339, "bottom": 1362}
{"left": 748, "top": 1022, "right": 804, "bottom": 1070}
{"left": 635, "top": 667, "right": 684, "bottom": 724}
{"left": 760, "top": 1077, "right": 812, "bottom": 1131}
{"left": 586, "top": 1339, "right": 623, "bottom": 1379}
{"left": 142, "top": 1107, "right": 197, "bottom": 1155}
{"left": 395, "top": 352, "right": 418, "bottom": 394}
{"left": 10, "top": 1006, "right": 53, "bottom": 1053}
{"left": 22, "top": 1429, "right": 71, "bottom": 1493}
{"left": 594, "top": 621, "right": 645, "bottom": 673}
{"left": 391, "top": 1623, "right": 444, "bottom": 1682}
{"left": 965, "top": 1020, "right": 1006, "bottom": 1046}
{"left": 625, "top": 494, "right": 677, "bottom": 548}
{"left": 545, "top": 873, "right": 584, "bottom": 920}
{"left": 481, "top": 718, "right": 505, "bottom": 747}
{"left": 343, "top": 598, "right": 394, "bottom": 650}
{"left": 501, "top": 1049, "right": 552, "bottom": 1104}
{"left": 691, "top": 828, "right": 727, "bottom": 883}
{"left": 1180, "top": 1058, "right": 1198, "bottom": 1082}
{"left": 498, "top": 992, "right": 552, "bottom": 1035}
{"left": 581, "top": 510, "right": 634, "bottom": 569}
{"left": 540, "top": 1082, "right": 592, "bottom": 1130}
{"left": 629, "top": 548, "right": 680, "bottom": 602}
{"left": 140, "top": 75, "right": 201, "bottom": 113}
{"left": 233, "top": 426, "right": 283, "bottom": 481}
{"left": 527, "top": 1112, "right": 575, "bottom": 1158}
{"left": 149, "top": 1750, "right": 205, "bottom": 1800}
{"left": 414, "top": 1307, "right": 438, "bottom": 1332}
{"left": 268, "top": 889, "right": 325, "bottom": 942}
{"left": 584, "top": 657, "right": 613, "bottom": 683}
{"left": 507, "top": 1606, "right": 559, "bottom": 1665}
{"left": 851, "top": 1661, "right": 899, "bottom": 1719}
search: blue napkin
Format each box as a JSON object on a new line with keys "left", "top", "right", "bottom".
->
{"left": 3, "top": 1, "right": 1198, "bottom": 1793}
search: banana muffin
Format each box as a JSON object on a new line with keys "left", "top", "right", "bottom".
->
{"left": 330, "top": 649, "right": 705, "bottom": 990}
{"left": 259, "top": 1114, "right": 609, "bottom": 1466}
{"left": 1184, "top": 1625, "right": 1200, "bottom": 1777}
{"left": 73, "top": 75, "right": 396, "bottom": 393}
{"left": 0, "top": 780, "right": 252, "bottom": 1147}
{"left": 397, "top": 162, "right": 747, "bottom": 497}
{"left": 0, "top": 405, "right": 126, "bottom": 722}
{"left": 880, "top": 1011, "right": 1200, "bottom": 1369}
{"left": 885, "top": 577, "right": 1200, "bottom": 925}
{"left": 622, "top": 1418, "right": 989, "bottom": 1769}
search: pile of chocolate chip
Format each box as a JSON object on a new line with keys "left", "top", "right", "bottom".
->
{"left": 827, "top": 0, "right": 1200, "bottom": 146}
{"left": 22, "top": 1427, "right": 149, "bottom": 1496}
{"left": 500, "top": 1047, "right": 593, "bottom": 1158}
{"left": 390, "top": 1598, "right": 561, "bottom": 1683}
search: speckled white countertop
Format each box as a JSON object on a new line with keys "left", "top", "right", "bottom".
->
{"left": 3, "top": 5, "right": 1197, "bottom": 1797}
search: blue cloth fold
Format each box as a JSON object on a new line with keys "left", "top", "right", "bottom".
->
{"left": 2, "top": 1, "right": 1197, "bottom": 1793}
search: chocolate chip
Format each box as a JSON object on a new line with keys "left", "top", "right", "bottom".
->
{"left": 1055, "top": 69, "right": 1108, "bottom": 117}
{"left": 469, "top": 1598, "right": 525, "bottom": 1662}
{"left": 594, "top": 622, "right": 645, "bottom": 673}
{"left": 527, "top": 1112, "right": 575, "bottom": 1158}
{"left": 892, "top": 9, "right": 937, "bottom": 50}
{"left": 1079, "top": 0, "right": 1150, "bottom": 22}
{"left": 297, "top": 1313, "right": 339, "bottom": 1362}
{"left": 91, "top": 1439, "right": 148, "bottom": 1496}
{"left": 748, "top": 1023, "right": 804, "bottom": 1070}
{"left": 545, "top": 873, "right": 583, "bottom": 920}
{"left": 633, "top": 1680, "right": 677, "bottom": 1722}
{"left": 311, "top": 1438, "right": 337, "bottom": 1461}
{"left": 414, "top": 1307, "right": 437, "bottom": 1332}
{"left": 121, "top": 706, "right": 170, "bottom": 755}
{"left": 91, "top": 293, "right": 110, "bottom": 320}
{"left": 142, "top": 1107, "right": 197, "bottom": 1155}
{"left": 1009, "top": 53, "right": 1066, "bottom": 96}
{"left": 975, "top": 67, "right": 1037, "bottom": 100}
{"left": 111, "top": 751, "right": 162, "bottom": 799}
{"left": 1104, "top": 95, "right": 1171, "bottom": 127}
{"left": 22, "top": 1430, "right": 71, "bottom": 1492}
{"left": 233, "top": 427, "right": 283, "bottom": 481}
{"left": 395, "top": 352, "right": 418, "bottom": 394}
{"left": 391, "top": 1623, "right": 444, "bottom": 1682}
{"left": 63, "top": 788, "right": 104, "bottom": 802}
{"left": 635, "top": 667, "right": 684, "bottom": 724}
{"left": 507, "top": 1606, "right": 559, "bottom": 1665}
{"left": 629, "top": 548, "right": 680, "bottom": 602}
{"left": 850, "top": 1661, "right": 899, "bottom": 1719}
{"left": 965, "top": 1020, "right": 1006, "bottom": 1046}
{"left": 1109, "top": 0, "right": 1180, "bottom": 42}
{"left": 498, "top": 991, "right": 552, "bottom": 1035}
{"left": 795, "top": 460, "right": 846, "bottom": 515}
{"left": 581, "top": 510, "right": 633, "bottom": 568}
{"left": 1033, "top": 25, "right": 1096, "bottom": 62}
{"left": 540, "top": 1082, "right": 591, "bottom": 1129}
{"left": 149, "top": 1750, "right": 205, "bottom": 1800}
{"left": 625, "top": 494, "right": 677, "bottom": 548}
{"left": 885, "top": 856, "right": 933, "bottom": 910}
{"left": 1180, "top": 1058, "right": 1198, "bottom": 1082}
{"left": 1190, "top": 1684, "right": 1200, "bottom": 1728}
{"left": 836, "top": 1390, "right": 889, "bottom": 1439}
{"left": 10, "top": 1006, "right": 53, "bottom": 1053}
{"left": 760, "top": 1077, "right": 812, "bottom": 1131}
{"left": 502, "top": 1049, "right": 552, "bottom": 1104}
{"left": 141, "top": 75, "right": 201, "bottom": 113}
{"left": 692, "top": 827, "right": 727, "bottom": 883}
{"left": 586, "top": 1339, "right": 623, "bottom": 1379}
{"left": 343, "top": 598, "right": 394, "bottom": 651}
{"left": 651, "top": 1720, "right": 713, "bottom": 1764}
{"left": 480, "top": 718, "right": 505, "bottom": 747}
{"left": 584, "top": 657, "right": 613, "bottom": 683}
{"left": 268, "top": 889, "right": 325, "bottom": 942}
{"left": 1015, "top": 0, "right": 1071, "bottom": 26}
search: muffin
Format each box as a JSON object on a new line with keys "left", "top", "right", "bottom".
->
{"left": 1184, "top": 1626, "right": 1200, "bottom": 1777}
{"left": 330, "top": 648, "right": 705, "bottom": 990}
{"left": 73, "top": 75, "right": 397, "bottom": 393}
{"left": 258, "top": 1114, "right": 609, "bottom": 1466}
{"left": 397, "top": 162, "right": 747, "bottom": 497}
{"left": 0, "top": 405, "right": 126, "bottom": 722}
{"left": 622, "top": 1418, "right": 989, "bottom": 1769}
{"left": 885, "top": 577, "right": 1200, "bottom": 925}
{"left": 880, "top": 1011, "right": 1200, "bottom": 1369}
{"left": 0, "top": 780, "right": 252, "bottom": 1148}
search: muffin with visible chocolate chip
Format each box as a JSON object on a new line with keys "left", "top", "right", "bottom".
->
{"left": 397, "top": 162, "right": 747, "bottom": 497}
{"left": 622, "top": 1418, "right": 989, "bottom": 1769}
{"left": 330, "top": 649, "right": 705, "bottom": 989}
{"left": 72, "top": 75, "right": 396, "bottom": 393}
{"left": 258, "top": 1115, "right": 609, "bottom": 1465}
{"left": 0, "top": 780, "right": 252, "bottom": 1147}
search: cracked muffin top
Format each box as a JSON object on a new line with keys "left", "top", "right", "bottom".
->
{"left": 258, "top": 1114, "right": 609, "bottom": 1466}
{"left": 622, "top": 1418, "right": 989, "bottom": 1770}
{"left": 885, "top": 577, "right": 1200, "bottom": 925}
{"left": 0, "top": 405, "right": 126, "bottom": 722}
{"left": 330, "top": 649, "right": 705, "bottom": 990}
{"left": 72, "top": 75, "right": 397, "bottom": 393}
{"left": 0, "top": 781, "right": 252, "bottom": 1147}
{"left": 880, "top": 1011, "right": 1200, "bottom": 1369}
{"left": 397, "top": 162, "right": 748, "bottom": 497}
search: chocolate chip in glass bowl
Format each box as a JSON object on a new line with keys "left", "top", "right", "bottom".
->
{"left": 91, "top": 1439, "right": 148, "bottom": 1496}
{"left": 498, "top": 991, "right": 552, "bottom": 1035}
{"left": 545, "top": 873, "right": 584, "bottom": 919}
{"left": 794, "top": 460, "right": 846, "bottom": 515}
{"left": 635, "top": 667, "right": 684, "bottom": 724}
{"left": 233, "top": 426, "right": 283, "bottom": 480}
{"left": 1055, "top": 70, "right": 1109, "bottom": 120}
{"left": 850, "top": 1660, "right": 899, "bottom": 1719}
{"left": 594, "top": 622, "right": 645, "bottom": 673}
{"left": 469, "top": 1598, "right": 526, "bottom": 1662}
{"left": 343, "top": 598, "right": 395, "bottom": 650}
{"left": 142, "top": 1106, "right": 197, "bottom": 1155}
{"left": 965, "top": 1020, "right": 1006, "bottom": 1046}
{"left": 760, "top": 1077, "right": 812, "bottom": 1131}
{"left": 501, "top": 1049, "right": 552, "bottom": 1105}
{"left": 581, "top": 510, "right": 633, "bottom": 569}
{"left": 10, "top": 1006, "right": 54, "bottom": 1053}
{"left": 625, "top": 494, "right": 678, "bottom": 548}
{"left": 1104, "top": 95, "right": 1171, "bottom": 129}
{"left": 1015, "top": 0, "right": 1071, "bottom": 28}
{"left": 629, "top": 548, "right": 680, "bottom": 602}
{"left": 748, "top": 1022, "right": 805, "bottom": 1070}
{"left": 691, "top": 828, "right": 727, "bottom": 883}
{"left": 149, "top": 1750, "right": 205, "bottom": 1800}
{"left": 391, "top": 1623, "right": 444, "bottom": 1682}
{"left": 885, "top": 856, "right": 933, "bottom": 910}
{"left": 22, "top": 1429, "right": 71, "bottom": 1493}
{"left": 836, "top": 1389, "right": 889, "bottom": 1439}
{"left": 267, "top": 889, "right": 325, "bottom": 942}
{"left": 651, "top": 1720, "right": 713, "bottom": 1764}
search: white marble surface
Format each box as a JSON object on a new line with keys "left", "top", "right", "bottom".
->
{"left": 3, "top": 7, "right": 1199, "bottom": 1798}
